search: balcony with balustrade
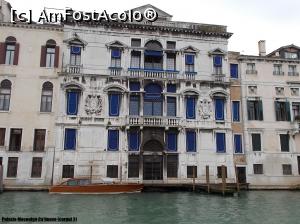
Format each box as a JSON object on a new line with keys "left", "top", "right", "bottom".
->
{"left": 126, "top": 116, "right": 231, "bottom": 129}
{"left": 62, "top": 64, "right": 83, "bottom": 74}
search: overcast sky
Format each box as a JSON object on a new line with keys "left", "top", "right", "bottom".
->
{"left": 7, "top": 0, "right": 300, "bottom": 55}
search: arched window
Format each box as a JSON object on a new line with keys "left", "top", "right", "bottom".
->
{"left": 3, "top": 36, "right": 19, "bottom": 65}
{"left": 144, "top": 83, "right": 163, "bottom": 116}
{"left": 0, "top": 79, "right": 12, "bottom": 111}
{"left": 66, "top": 87, "right": 81, "bottom": 115}
{"left": 144, "top": 40, "right": 163, "bottom": 70}
{"left": 40, "top": 82, "right": 53, "bottom": 112}
{"left": 40, "top": 39, "right": 59, "bottom": 68}
{"left": 108, "top": 92, "right": 121, "bottom": 116}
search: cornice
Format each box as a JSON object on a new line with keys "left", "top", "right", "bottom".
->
{"left": 238, "top": 55, "right": 300, "bottom": 64}
{"left": 0, "top": 22, "right": 63, "bottom": 32}
{"left": 63, "top": 21, "right": 232, "bottom": 39}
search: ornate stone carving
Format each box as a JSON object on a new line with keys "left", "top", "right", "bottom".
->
{"left": 199, "top": 98, "right": 212, "bottom": 119}
{"left": 85, "top": 95, "right": 102, "bottom": 115}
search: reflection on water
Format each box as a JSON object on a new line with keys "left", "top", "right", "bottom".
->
{"left": 1, "top": 191, "right": 300, "bottom": 224}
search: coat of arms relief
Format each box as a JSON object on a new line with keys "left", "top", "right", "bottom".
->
{"left": 85, "top": 95, "right": 103, "bottom": 115}
{"left": 199, "top": 98, "right": 213, "bottom": 119}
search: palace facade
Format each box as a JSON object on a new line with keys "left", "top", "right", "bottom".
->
{"left": 0, "top": 1, "right": 299, "bottom": 189}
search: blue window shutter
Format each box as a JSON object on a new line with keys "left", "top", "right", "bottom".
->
{"left": 71, "top": 46, "right": 81, "bottom": 55}
{"left": 167, "top": 132, "right": 177, "bottom": 151}
{"left": 130, "top": 82, "right": 140, "bottom": 91}
{"left": 129, "top": 95, "right": 139, "bottom": 116}
{"left": 64, "top": 129, "right": 76, "bottom": 150}
{"left": 167, "top": 97, "right": 176, "bottom": 117}
{"left": 230, "top": 64, "right": 238, "bottom": 78}
{"left": 186, "top": 131, "right": 196, "bottom": 152}
{"left": 214, "top": 55, "right": 222, "bottom": 67}
{"left": 216, "top": 133, "right": 226, "bottom": 153}
{"left": 234, "top": 135, "right": 242, "bottom": 153}
{"left": 109, "top": 94, "right": 120, "bottom": 116}
{"left": 144, "top": 83, "right": 162, "bottom": 101}
{"left": 232, "top": 101, "right": 240, "bottom": 121}
{"left": 215, "top": 98, "right": 225, "bottom": 120}
{"left": 186, "top": 97, "right": 196, "bottom": 119}
{"left": 111, "top": 49, "right": 121, "bottom": 58}
{"left": 128, "top": 131, "right": 140, "bottom": 151}
{"left": 185, "top": 54, "right": 194, "bottom": 65}
{"left": 167, "top": 84, "right": 176, "bottom": 93}
{"left": 108, "top": 130, "right": 119, "bottom": 151}
{"left": 67, "top": 91, "right": 79, "bottom": 115}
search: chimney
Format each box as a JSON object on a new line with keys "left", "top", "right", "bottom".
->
{"left": 258, "top": 40, "right": 266, "bottom": 56}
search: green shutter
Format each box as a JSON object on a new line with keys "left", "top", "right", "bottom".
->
{"left": 247, "top": 100, "right": 251, "bottom": 120}
{"left": 285, "top": 101, "right": 291, "bottom": 121}
{"left": 274, "top": 101, "right": 279, "bottom": 121}
{"left": 259, "top": 100, "right": 264, "bottom": 120}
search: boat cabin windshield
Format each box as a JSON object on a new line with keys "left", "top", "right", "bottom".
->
{"left": 66, "top": 179, "right": 91, "bottom": 186}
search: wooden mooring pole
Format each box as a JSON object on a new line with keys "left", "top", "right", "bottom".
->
{"left": 235, "top": 165, "right": 240, "bottom": 193}
{"left": 206, "top": 165, "right": 210, "bottom": 193}
{"left": 192, "top": 166, "right": 195, "bottom": 192}
{"left": 221, "top": 165, "right": 226, "bottom": 196}
{"left": 0, "top": 165, "right": 3, "bottom": 193}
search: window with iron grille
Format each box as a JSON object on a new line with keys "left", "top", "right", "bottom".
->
{"left": 9, "top": 128, "right": 22, "bottom": 151}
{"left": 31, "top": 157, "right": 42, "bottom": 178}
{"left": 62, "top": 165, "right": 74, "bottom": 178}
{"left": 167, "top": 155, "right": 178, "bottom": 178}
{"left": 128, "top": 155, "right": 139, "bottom": 178}
{"left": 280, "top": 134, "right": 290, "bottom": 152}
{"left": 187, "top": 166, "right": 197, "bottom": 178}
{"left": 251, "top": 133, "right": 261, "bottom": 151}
{"left": 282, "top": 164, "right": 292, "bottom": 175}
{"left": 0, "top": 128, "right": 5, "bottom": 146}
{"left": 107, "top": 165, "right": 118, "bottom": 178}
{"left": 33, "top": 129, "right": 46, "bottom": 152}
{"left": 253, "top": 164, "right": 263, "bottom": 174}
{"left": 7, "top": 157, "right": 18, "bottom": 178}
{"left": 217, "top": 166, "right": 228, "bottom": 178}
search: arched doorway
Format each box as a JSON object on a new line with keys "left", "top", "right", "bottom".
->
{"left": 142, "top": 139, "right": 164, "bottom": 180}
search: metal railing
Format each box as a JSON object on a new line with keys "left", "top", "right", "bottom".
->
{"left": 288, "top": 72, "right": 299, "bottom": 76}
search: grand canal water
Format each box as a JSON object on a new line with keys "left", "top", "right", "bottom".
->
{"left": 0, "top": 191, "right": 299, "bottom": 224}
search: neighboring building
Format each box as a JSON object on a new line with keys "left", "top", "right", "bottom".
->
{"left": 52, "top": 5, "right": 235, "bottom": 185}
{"left": 0, "top": 16, "right": 63, "bottom": 187}
{"left": 235, "top": 41, "right": 300, "bottom": 188}
{"left": 228, "top": 51, "right": 247, "bottom": 184}
{"left": 0, "top": 0, "right": 11, "bottom": 23}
